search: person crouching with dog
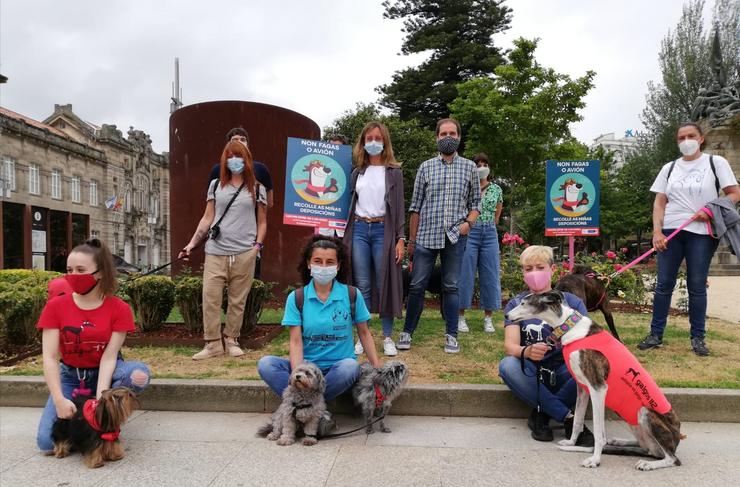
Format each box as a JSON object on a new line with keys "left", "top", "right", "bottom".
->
{"left": 498, "top": 245, "right": 593, "bottom": 446}
{"left": 36, "top": 239, "right": 150, "bottom": 452}
{"left": 258, "top": 236, "right": 381, "bottom": 431}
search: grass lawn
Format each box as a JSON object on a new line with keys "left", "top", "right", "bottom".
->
{"left": 2, "top": 309, "right": 738, "bottom": 388}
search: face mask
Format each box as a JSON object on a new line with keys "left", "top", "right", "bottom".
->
{"left": 65, "top": 272, "right": 99, "bottom": 295}
{"left": 364, "top": 141, "right": 384, "bottom": 156}
{"left": 437, "top": 136, "right": 460, "bottom": 155}
{"left": 678, "top": 139, "right": 700, "bottom": 157}
{"left": 477, "top": 167, "right": 490, "bottom": 180}
{"left": 523, "top": 269, "right": 552, "bottom": 293}
{"left": 310, "top": 265, "right": 338, "bottom": 285}
{"left": 227, "top": 157, "right": 245, "bottom": 174}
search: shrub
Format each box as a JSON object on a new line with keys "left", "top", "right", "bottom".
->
{"left": 123, "top": 276, "right": 175, "bottom": 331}
{"left": 175, "top": 276, "right": 203, "bottom": 332}
{"left": 0, "top": 270, "right": 60, "bottom": 346}
{"left": 222, "top": 280, "right": 275, "bottom": 335}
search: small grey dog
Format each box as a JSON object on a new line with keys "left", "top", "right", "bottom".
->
{"left": 352, "top": 361, "right": 409, "bottom": 434}
{"left": 257, "top": 362, "right": 326, "bottom": 446}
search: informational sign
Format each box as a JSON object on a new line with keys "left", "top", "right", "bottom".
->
{"left": 545, "top": 160, "right": 600, "bottom": 237}
{"left": 283, "top": 137, "right": 352, "bottom": 232}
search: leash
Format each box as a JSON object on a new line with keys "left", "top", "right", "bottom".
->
{"left": 319, "top": 415, "right": 386, "bottom": 440}
{"left": 125, "top": 243, "right": 202, "bottom": 282}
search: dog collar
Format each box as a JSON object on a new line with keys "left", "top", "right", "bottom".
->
{"left": 292, "top": 401, "right": 312, "bottom": 410}
{"left": 82, "top": 399, "right": 120, "bottom": 442}
{"left": 374, "top": 384, "right": 386, "bottom": 408}
{"left": 546, "top": 310, "right": 584, "bottom": 345}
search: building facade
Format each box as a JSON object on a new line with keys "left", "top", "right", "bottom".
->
{"left": 0, "top": 104, "right": 169, "bottom": 272}
{"left": 590, "top": 132, "right": 639, "bottom": 170}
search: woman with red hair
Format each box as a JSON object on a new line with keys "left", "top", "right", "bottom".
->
{"left": 180, "top": 140, "right": 267, "bottom": 359}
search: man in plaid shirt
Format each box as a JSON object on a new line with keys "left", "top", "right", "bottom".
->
{"left": 396, "top": 118, "right": 481, "bottom": 354}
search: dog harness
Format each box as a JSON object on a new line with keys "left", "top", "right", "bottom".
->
{"left": 82, "top": 399, "right": 120, "bottom": 441}
{"left": 374, "top": 384, "right": 387, "bottom": 408}
{"left": 561, "top": 327, "right": 672, "bottom": 425}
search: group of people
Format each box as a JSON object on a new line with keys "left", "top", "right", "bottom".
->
{"left": 35, "top": 120, "right": 738, "bottom": 451}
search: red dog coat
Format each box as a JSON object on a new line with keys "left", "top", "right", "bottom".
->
{"left": 563, "top": 331, "right": 672, "bottom": 425}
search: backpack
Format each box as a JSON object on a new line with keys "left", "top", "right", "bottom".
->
{"left": 666, "top": 154, "right": 720, "bottom": 195}
{"left": 294, "top": 284, "right": 358, "bottom": 323}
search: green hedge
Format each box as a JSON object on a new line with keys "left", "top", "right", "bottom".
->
{"left": 0, "top": 270, "right": 61, "bottom": 346}
{"left": 175, "top": 276, "right": 204, "bottom": 332}
{"left": 122, "top": 276, "right": 175, "bottom": 331}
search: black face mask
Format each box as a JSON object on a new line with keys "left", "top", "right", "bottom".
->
{"left": 437, "top": 136, "right": 460, "bottom": 155}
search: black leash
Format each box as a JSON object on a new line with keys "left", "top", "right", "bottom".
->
{"left": 319, "top": 415, "right": 386, "bottom": 440}
{"left": 124, "top": 243, "right": 202, "bottom": 282}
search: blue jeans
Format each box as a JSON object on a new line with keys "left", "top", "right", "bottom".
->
{"left": 498, "top": 356, "right": 576, "bottom": 423}
{"left": 37, "top": 360, "right": 151, "bottom": 451}
{"left": 257, "top": 356, "right": 360, "bottom": 402}
{"left": 459, "top": 222, "right": 501, "bottom": 311}
{"left": 650, "top": 229, "right": 719, "bottom": 339}
{"left": 352, "top": 220, "right": 394, "bottom": 336}
{"left": 404, "top": 236, "right": 467, "bottom": 338}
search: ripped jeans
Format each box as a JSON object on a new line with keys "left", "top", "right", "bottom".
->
{"left": 36, "top": 359, "right": 150, "bottom": 451}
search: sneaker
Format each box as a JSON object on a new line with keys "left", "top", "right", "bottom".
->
{"left": 483, "top": 316, "right": 495, "bottom": 333}
{"left": 637, "top": 333, "right": 663, "bottom": 350}
{"left": 457, "top": 316, "right": 469, "bottom": 333}
{"left": 383, "top": 337, "right": 398, "bottom": 356}
{"left": 396, "top": 332, "right": 412, "bottom": 350}
{"left": 564, "top": 415, "right": 595, "bottom": 447}
{"left": 224, "top": 337, "right": 245, "bottom": 357}
{"left": 530, "top": 410, "right": 553, "bottom": 442}
{"left": 354, "top": 339, "right": 364, "bottom": 355}
{"left": 317, "top": 411, "right": 337, "bottom": 438}
{"left": 192, "top": 339, "right": 224, "bottom": 360}
{"left": 444, "top": 334, "right": 460, "bottom": 354}
{"left": 691, "top": 337, "right": 710, "bottom": 357}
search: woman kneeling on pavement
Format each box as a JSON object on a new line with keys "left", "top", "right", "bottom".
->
{"left": 498, "top": 245, "right": 594, "bottom": 446}
{"left": 258, "top": 236, "right": 381, "bottom": 429}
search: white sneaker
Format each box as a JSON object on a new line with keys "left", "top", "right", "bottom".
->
{"left": 192, "top": 340, "right": 224, "bottom": 360}
{"left": 224, "top": 337, "right": 245, "bottom": 357}
{"left": 383, "top": 337, "right": 398, "bottom": 356}
{"left": 484, "top": 316, "right": 495, "bottom": 333}
{"left": 354, "top": 339, "right": 364, "bottom": 355}
{"left": 458, "top": 316, "right": 469, "bottom": 333}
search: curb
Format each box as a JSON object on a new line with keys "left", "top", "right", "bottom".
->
{"left": 2, "top": 376, "right": 738, "bottom": 423}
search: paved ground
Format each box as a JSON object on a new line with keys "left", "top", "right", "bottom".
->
{"left": 703, "top": 276, "right": 740, "bottom": 323}
{"left": 2, "top": 407, "right": 738, "bottom": 487}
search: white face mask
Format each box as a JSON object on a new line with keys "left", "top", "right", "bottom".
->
{"left": 477, "top": 167, "right": 490, "bottom": 180}
{"left": 678, "top": 139, "right": 700, "bottom": 157}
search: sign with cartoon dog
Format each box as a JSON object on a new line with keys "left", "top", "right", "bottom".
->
{"left": 545, "top": 160, "right": 600, "bottom": 236}
{"left": 283, "top": 137, "right": 351, "bottom": 231}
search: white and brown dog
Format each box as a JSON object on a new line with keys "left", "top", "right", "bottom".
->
{"left": 506, "top": 291, "right": 684, "bottom": 471}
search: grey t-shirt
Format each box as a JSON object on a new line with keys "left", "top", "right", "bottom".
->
{"left": 204, "top": 179, "right": 266, "bottom": 256}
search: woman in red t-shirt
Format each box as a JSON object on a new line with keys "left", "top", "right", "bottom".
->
{"left": 36, "top": 239, "right": 150, "bottom": 452}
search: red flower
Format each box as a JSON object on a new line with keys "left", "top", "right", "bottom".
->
{"left": 620, "top": 247, "right": 628, "bottom": 254}
{"left": 562, "top": 261, "right": 570, "bottom": 270}
{"left": 614, "top": 264, "right": 623, "bottom": 271}
{"left": 606, "top": 251, "right": 617, "bottom": 260}
{"left": 591, "top": 252, "right": 597, "bottom": 257}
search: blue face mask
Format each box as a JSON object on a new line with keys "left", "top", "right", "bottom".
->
{"left": 310, "top": 265, "right": 338, "bottom": 285}
{"left": 364, "top": 141, "right": 384, "bottom": 156}
{"left": 227, "top": 157, "right": 245, "bottom": 174}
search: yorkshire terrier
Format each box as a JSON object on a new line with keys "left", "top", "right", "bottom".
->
{"left": 51, "top": 387, "right": 139, "bottom": 468}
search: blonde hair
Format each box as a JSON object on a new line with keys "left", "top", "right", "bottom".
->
{"left": 352, "top": 121, "right": 399, "bottom": 169}
{"left": 519, "top": 245, "right": 554, "bottom": 267}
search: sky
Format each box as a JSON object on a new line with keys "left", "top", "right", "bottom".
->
{"left": 0, "top": 0, "right": 711, "bottom": 153}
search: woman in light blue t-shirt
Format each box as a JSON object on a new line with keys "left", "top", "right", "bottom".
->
{"left": 258, "top": 236, "right": 381, "bottom": 403}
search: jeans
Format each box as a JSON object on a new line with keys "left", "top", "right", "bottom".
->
{"left": 257, "top": 356, "right": 360, "bottom": 402}
{"left": 352, "top": 220, "right": 394, "bottom": 336}
{"left": 37, "top": 360, "right": 151, "bottom": 451}
{"left": 498, "top": 356, "right": 576, "bottom": 423}
{"left": 404, "top": 236, "right": 467, "bottom": 338}
{"left": 650, "top": 229, "right": 719, "bottom": 339}
{"left": 459, "top": 222, "right": 501, "bottom": 311}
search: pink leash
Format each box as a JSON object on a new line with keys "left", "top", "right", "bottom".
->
{"left": 608, "top": 208, "right": 714, "bottom": 279}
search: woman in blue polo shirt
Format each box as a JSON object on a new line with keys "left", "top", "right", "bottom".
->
{"left": 258, "top": 236, "right": 381, "bottom": 401}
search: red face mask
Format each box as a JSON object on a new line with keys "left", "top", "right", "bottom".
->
{"left": 65, "top": 272, "right": 99, "bottom": 295}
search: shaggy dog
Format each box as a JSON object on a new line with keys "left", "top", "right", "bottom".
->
{"left": 556, "top": 265, "right": 620, "bottom": 341}
{"left": 352, "top": 361, "right": 409, "bottom": 434}
{"left": 257, "top": 362, "right": 326, "bottom": 446}
{"left": 51, "top": 387, "right": 139, "bottom": 468}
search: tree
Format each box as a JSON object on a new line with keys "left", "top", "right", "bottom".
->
{"left": 449, "top": 38, "right": 595, "bottom": 239}
{"left": 322, "top": 103, "right": 437, "bottom": 207}
{"left": 377, "top": 0, "right": 512, "bottom": 128}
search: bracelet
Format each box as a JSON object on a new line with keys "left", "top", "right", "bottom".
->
{"left": 397, "top": 237, "right": 406, "bottom": 243}
{"left": 255, "top": 242, "right": 264, "bottom": 250}
{"left": 408, "top": 239, "right": 416, "bottom": 245}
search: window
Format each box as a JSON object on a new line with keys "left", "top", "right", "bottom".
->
{"left": 124, "top": 189, "right": 131, "bottom": 213}
{"left": 3, "top": 158, "right": 16, "bottom": 195}
{"left": 28, "top": 164, "right": 40, "bottom": 195}
{"left": 90, "top": 230, "right": 99, "bottom": 240}
{"left": 51, "top": 170, "right": 62, "bottom": 199}
{"left": 71, "top": 177, "right": 81, "bottom": 203}
{"left": 89, "top": 180, "right": 98, "bottom": 206}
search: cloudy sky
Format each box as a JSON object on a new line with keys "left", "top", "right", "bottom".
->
{"left": 0, "top": 0, "right": 712, "bottom": 153}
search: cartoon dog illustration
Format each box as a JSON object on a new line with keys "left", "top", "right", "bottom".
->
{"left": 553, "top": 178, "right": 589, "bottom": 211}
{"left": 294, "top": 160, "right": 339, "bottom": 198}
